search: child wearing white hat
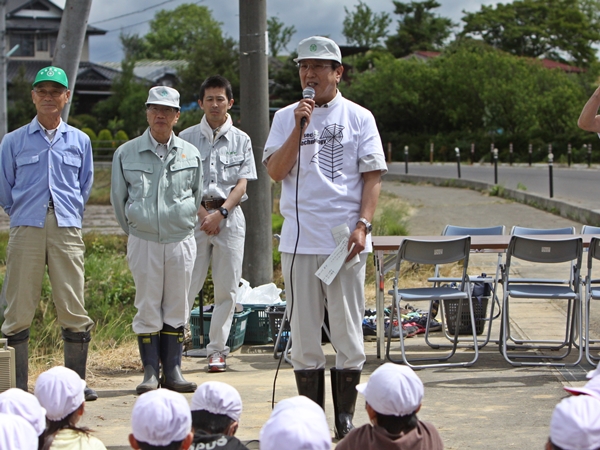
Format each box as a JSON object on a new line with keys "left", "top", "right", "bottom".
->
{"left": 547, "top": 395, "right": 600, "bottom": 450}
{"left": 260, "top": 396, "right": 332, "bottom": 450}
{"left": 0, "top": 387, "right": 47, "bottom": 448}
{"left": 336, "top": 363, "right": 443, "bottom": 450}
{"left": 129, "top": 388, "right": 193, "bottom": 450}
{"left": 190, "top": 381, "right": 248, "bottom": 449}
{"left": 34, "top": 366, "right": 106, "bottom": 450}
{"left": 0, "top": 412, "right": 39, "bottom": 450}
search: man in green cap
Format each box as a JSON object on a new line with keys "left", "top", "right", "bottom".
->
{"left": 0, "top": 66, "right": 97, "bottom": 401}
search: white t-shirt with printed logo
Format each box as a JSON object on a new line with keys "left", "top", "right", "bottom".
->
{"left": 263, "top": 92, "right": 386, "bottom": 255}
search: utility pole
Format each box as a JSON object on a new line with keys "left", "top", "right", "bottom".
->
{"left": 239, "top": 0, "right": 272, "bottom": 287}
{"left": 52, "top": 0, "right": 92, "bottom": 122}
{"left": 0, "top": 0, "right": 7, "bottom": 141}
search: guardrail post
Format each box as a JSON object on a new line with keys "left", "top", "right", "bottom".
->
{"left": 528, "top": 143, "right": 532, "bottom": 167}
{"left": 548, "top": 152, "right": 554, "bottom": 198}
{"left": 567, "top": 143, "right": 571, "bottom": 167}
{"left": 493, "top": 148, "right": 498, "bottom": 184}
{"left": 455, "top": 147, "right": 461, "bottom": 178}
{"left": 509, "top": 142, "right": 513, "bottom": 166}
{"left": 430, "top": 142, "right": 434, "bottom": 164}
{"left": 404, "top": 145, "right": 409, "bottom": 174}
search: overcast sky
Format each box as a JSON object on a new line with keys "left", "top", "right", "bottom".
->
{"left": 52, "top": 0, "right": 505, "bottom": 63}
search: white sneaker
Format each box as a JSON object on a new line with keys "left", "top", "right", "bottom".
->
{"left": 208, "top": 352, "right": 226, "bottom": 372}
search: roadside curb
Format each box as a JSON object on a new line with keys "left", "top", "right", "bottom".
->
{"left": 383, "top": 173, "right": 600, "bottom": 227}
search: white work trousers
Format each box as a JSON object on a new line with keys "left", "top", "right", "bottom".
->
{"left": 128, "top": 235, "right": 196, "bottom": 334}
{"left": 281, "top": 252, "right": 367, "bottom": 371}
{"left": 188, "top": 206, "right": 245, "bottom": 356}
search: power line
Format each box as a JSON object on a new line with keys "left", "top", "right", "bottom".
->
{"left": 90, "top": 0, "right": 203, "bottom": 26}
{"left": 90, "top": 0, "right": 179, "bottom": 25}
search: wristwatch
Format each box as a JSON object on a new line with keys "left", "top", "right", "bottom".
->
{"left": 357, "top": 217, "right": 372, "bottom": 234}
{"left": 218, "top": 206, "right": 229, "bottom": 219}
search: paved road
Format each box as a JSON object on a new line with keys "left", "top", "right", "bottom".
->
{"left": 388, "top": 162, "right": 600, "bottom": 212}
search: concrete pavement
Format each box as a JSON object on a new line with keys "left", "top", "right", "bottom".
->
{"left": 75, "top": 181, "right": 598, "bottom": 450}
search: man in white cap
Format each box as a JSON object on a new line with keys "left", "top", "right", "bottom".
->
{"left": 547, "top": 395, "right": 600, "bottom": 450}
{"left": 263, "top": 35, "right": 387, "bottom": 439}
{"left": 337, "top": 363, "right": 443, "bottom": 450}
{"left": 190, "top": 380, "right": 248, "bottom": 449}
{"left": 0, "top": 387, "right": 47, "bottom": 448}
{"left": 260, "top": 396, "right": 332, "bottom": 450}
{"left": 0, "top": 65, "right": 96, "bottom": 400}
{"left": 0, "top": 412, "right": 38, "bottom": 450}
{"left": 111, "top": 86, "right": 202, "bottom": 394}
{"left": 179, "top": 75, "right": 257, "bottom": 373}
{"left": 129, "top": 388, "right": 193, "bottom": 450}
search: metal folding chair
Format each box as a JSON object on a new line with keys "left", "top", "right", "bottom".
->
{"left": 386, "top": 236, "right": 479, "bottom": 369}
{"left": 511, "top": 226, "right": 575, "bottom": 236}
{"left": 582, "top": 225, "right": 600, "bottom": 235}
{"left": 425, "top": 225, "right": 504, "bottom": 349}
{"left": 500, "top": 235, "right": 583, "bottom": 367}
{"left": 584, "top": 237, "right": 600, "bottom": 366}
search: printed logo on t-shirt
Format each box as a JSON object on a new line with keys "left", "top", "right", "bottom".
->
{"left": 301, "top": 124, "right": 345, "bottom": 182}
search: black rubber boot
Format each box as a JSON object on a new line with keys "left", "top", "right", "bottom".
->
{"left": 294, "top": 369, "right": 325, "bottom": 409}
{"left": 331, "top": 368, "right": 361, "bottom": 439}
{"left": 160, "top": 325, "right": 196, "bottom": 393}
{"left": 136, "top": 333, "right": 160, "bottom": 395}
{"left": 62, "top": 329, "right": 98, "bottom": 401}
{"left": 4, "top": 329, "right": 29, "bottom": 391}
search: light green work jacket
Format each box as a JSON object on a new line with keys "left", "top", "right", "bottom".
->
{"left": 110, "top": 128, "right": 202, "bottom": 243}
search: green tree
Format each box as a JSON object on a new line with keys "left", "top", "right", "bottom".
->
{"left": 93, "top": 60, "right": 149, "bottom": 138}
{"left": 386, "top": 0, "right": 454, "bottom": 58}
{"left": 342, "top": 1, "right": 391, "bottom": 48}
{"left": 460, "top": 0, "right": 600, "bottom": 67}
{"left": 267, "top": 16, "right": 296, "bottom": 57}
{"left": 119, "top": 32, "right": 148, "bottom": 61}
{"left": 137, "top": 4, "right": 239, "bottom": 102}
{"left": 7, "top": 66, "right": 36, "bottom": 131}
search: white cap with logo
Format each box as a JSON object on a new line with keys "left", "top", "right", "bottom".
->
{"left": 146, "top": 86, "right": 180, "bottom": 110}
{"left": 294, "top": 36, "right": 342, "bottom": 64}
{"left": 356, "top": 363, "right": 424, "bottom": 416}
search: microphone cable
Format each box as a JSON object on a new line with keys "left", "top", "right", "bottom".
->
{"left": 271, "top": 96, "right": 312, "bottom": 408}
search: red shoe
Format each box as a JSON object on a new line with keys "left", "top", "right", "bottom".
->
{"left": 207, "top": 352, "right": 226, "bottom": 373}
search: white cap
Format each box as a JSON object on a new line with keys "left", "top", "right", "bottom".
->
{"left": 564, "top": 375, "right": 600, "bottom": 401}
{"left": 356, "top": 363, "right": 424, "bottom": 416}
{"left": 146, "top": 86, "right": 180, "bottom": 110}
{"left": 34, "top": 366, "right": 86, "bottom": 421}
{"left": 271, "top": 395, "right": 323, "bottom": 417}
{"left": 260, "top": 400, "right": 331, "bottom": 450}
{"left": 191, "top": 381, "right": 242, "bottom": 422}
{"left": 294, "top": 36, "right": 342, "bottom": 64}
{"left": 131, "top": 388, "right": 191, "bottom": 446}
{"left": 0, "top": 388, "right": 47, "bottom": 435}
{"left": 0, "top": 413, "right": 38, "bottom": 450}
{"left": 550, "top": 395, "right": 600, "bottom": 450}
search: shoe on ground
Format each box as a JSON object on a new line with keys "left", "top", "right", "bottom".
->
{"left": 208, "top": 352, "right": 226, "bottom": 373}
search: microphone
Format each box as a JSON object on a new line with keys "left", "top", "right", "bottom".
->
{"left": 300, "top": 86, "right": 315, "bottom": 129}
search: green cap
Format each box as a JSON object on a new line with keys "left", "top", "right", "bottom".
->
{"left": 32, "top": 66, "right": 69, "bottom": 89}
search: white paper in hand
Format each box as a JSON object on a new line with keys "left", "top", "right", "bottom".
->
{"left": 315, "top": 239, "right": 355, "bottom": 285}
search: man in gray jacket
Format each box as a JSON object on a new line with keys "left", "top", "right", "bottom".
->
{"left": 111, "top": 86, "right": 202, "bottom": 394}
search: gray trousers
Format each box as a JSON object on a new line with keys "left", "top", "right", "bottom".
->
{"left": 281, "top": 252, "right": 367, "bottom": 371}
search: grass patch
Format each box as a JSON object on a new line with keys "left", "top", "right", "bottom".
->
{"left": 88, "top": 167, "right": 111, "bottom": 205}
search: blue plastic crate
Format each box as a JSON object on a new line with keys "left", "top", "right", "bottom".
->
{"left": 190, "top": 307, "right": 251, "bottom": 351}
{"left": 243, "top": 304, "right": 273, "bottom": 344}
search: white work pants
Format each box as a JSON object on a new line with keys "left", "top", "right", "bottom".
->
{"left": 188, "top": 207, "right": 245, "bottom": 356}
{"left": 281, "top": 252, "right": 367, "bottom": 371}
{"left": 128, "top": 235, "right": 196, "bottom": 334}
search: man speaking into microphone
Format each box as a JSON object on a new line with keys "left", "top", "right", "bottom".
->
{"left": 263, "top": 36, "right": 387, "bottom": 439}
